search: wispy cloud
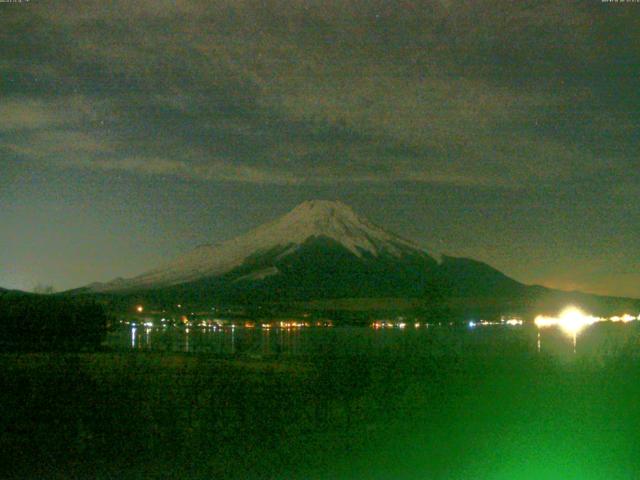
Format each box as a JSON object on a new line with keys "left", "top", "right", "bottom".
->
{"left": 1, "top": 0, "right": 637, "bottom": 190}
{"left": 0, "top": 99, "right": 65, "bottom": 132}
{"left": 53, "top": 157, "right": 307, "bottom": 186}
{"left": 37, "top": 155, "right": 515, "bottom": 188}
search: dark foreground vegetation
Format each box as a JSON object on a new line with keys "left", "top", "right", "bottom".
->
{"left": 2, "top": 335, "right": 640, "bottom": 479}
{"left": 0, "top": 293, "right": 107, "bottom": 351}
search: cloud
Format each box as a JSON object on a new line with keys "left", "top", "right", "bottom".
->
{"left": 1, "top": 0, "right": 638, "bottom": 190}
{"left": 0, "top": 99, "right": 64, "bottom": 132}
{"left": 0, "top": 96, "right": 100, "bottom": 132}
{"left": 53, "top": 157, "right": 306, "bottom": 185}
{"left": 37, "top": 155, "right": 513, "bottom": 188}
{"left": 7, "top": 130, "right": 113, "bottom": 158}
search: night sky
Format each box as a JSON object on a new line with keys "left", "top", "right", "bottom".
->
{"left": 1, "top": 1, "right": 638, "bottom": 297}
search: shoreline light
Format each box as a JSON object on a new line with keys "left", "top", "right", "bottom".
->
{"left": 535, "top": 306, "right": 603, "bottom": 337}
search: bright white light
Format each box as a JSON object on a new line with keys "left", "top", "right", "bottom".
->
{"left": 534, "top": 306, "right": 601, "bottom": 337}
{"left": 558, "top": 307, "right": 597, "bottom": 336}
{"left": 610, "top": 313, "right": 637, "bottom": 323}
{"left": 534, "top": 315, "right": 557, "bottom": 329}
{"left": 468, "top": 321, "right": 476, "bottom": 328}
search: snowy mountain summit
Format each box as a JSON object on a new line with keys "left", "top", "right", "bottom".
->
{"left": 252, "top": 200, "right": 420, "bottom": 257}
{"left": 91, "top": 200, "right": 427, "bottom": 292}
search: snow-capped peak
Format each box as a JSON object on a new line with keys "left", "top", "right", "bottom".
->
{"left": 92, "top": 200, "right": 426, "bottom": 291}
{"left": 266, "top": 200, "right": 417, "bottom": 255}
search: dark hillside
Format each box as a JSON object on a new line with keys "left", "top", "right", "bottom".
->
{"left": 0, "top": 293, "right": 107, "bottom": 351}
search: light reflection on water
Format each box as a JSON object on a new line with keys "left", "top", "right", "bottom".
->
{"left": 109, "top": 322, "right": 640, "bottom": 359}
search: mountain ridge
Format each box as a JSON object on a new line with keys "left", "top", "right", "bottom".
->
{"left": 78, "top": 200, "right": 640, "bottom": 318}
{"left": 90, "top": 200, "right": 434, "bottom": 292}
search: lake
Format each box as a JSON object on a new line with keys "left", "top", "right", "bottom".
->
{"left": 108, "top": 321, "right": 640, "bottom": 360}
{"left": 5, "top": 320, "right": 640, "bottom": 480}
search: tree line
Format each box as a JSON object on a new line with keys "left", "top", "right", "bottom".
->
{"left": 0, "top": 292, "right": 107, "bottom": 351}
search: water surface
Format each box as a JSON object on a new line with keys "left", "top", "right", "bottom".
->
{"left": 108, "top": 321, "right": 640, "bottom": 360}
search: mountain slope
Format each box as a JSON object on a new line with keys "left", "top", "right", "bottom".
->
{"left": 156, "top": 236, "right": 443, "bottom": 304}
{"left": 81, "top": 200, "right": 640, "bottom": 317}
{"left": 438, "top": 256, "right": 526, "bottom": 298}
{"left": 90, "top": 200, "right": 434, "bottom": 292}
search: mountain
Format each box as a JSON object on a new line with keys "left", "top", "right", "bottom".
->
{"left": 83, "top": 200, "right": 639, "bottom": 318}
{"left": 91, "top": 200, "right": 437, "bottom": 292}
{"left": 91, "top": 200, "right": 438, "bottom": 293}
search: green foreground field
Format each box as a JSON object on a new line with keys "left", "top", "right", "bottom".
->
{"left": 2, "top": 343, "right": 640, "bottom": 479}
